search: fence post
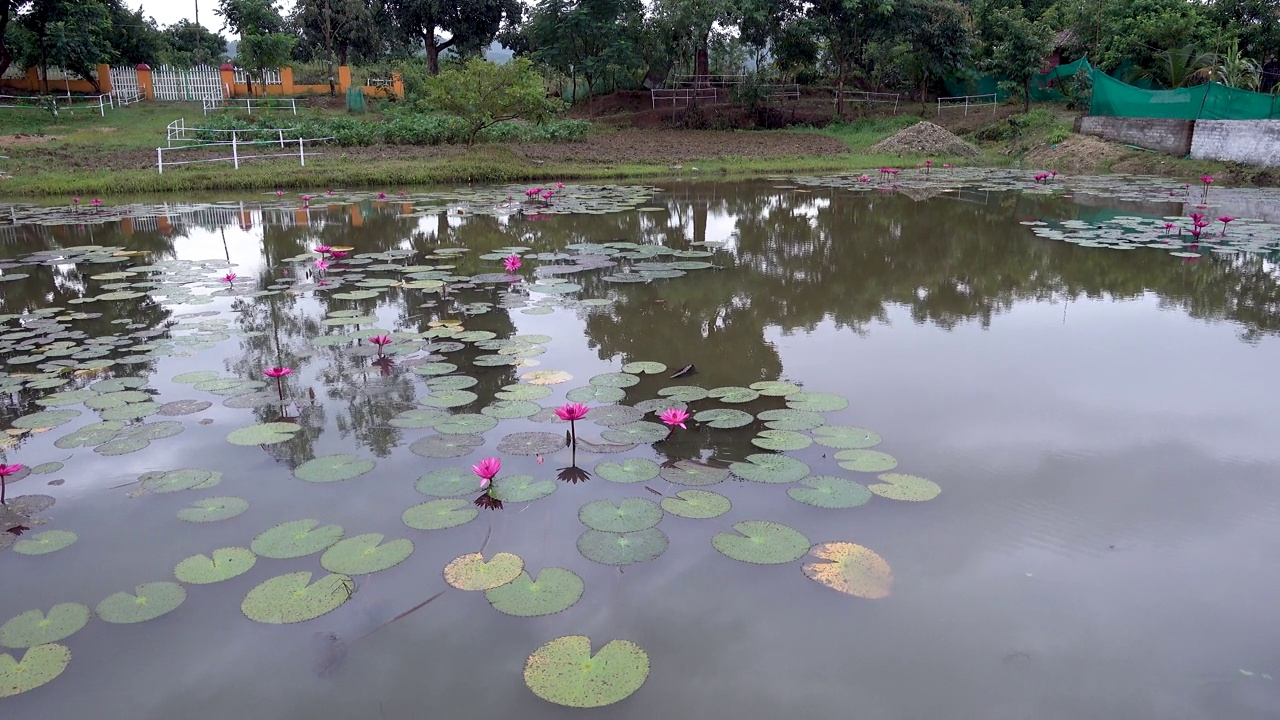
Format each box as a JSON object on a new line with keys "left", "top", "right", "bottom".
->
{"left": 278, "top": 129, "right": 285, "bottom": 148}
{"left": 157, "top": 147, "right": 163, "bottom": 174}
{"left": 232, "top": 131, "right": 239, "bottom": 169}
{"left": 220, "top": 64, "right": 236, "bottom": 99}
{"left": 281, "top": 66, "right": 295, "bottom": 96}
{"left": 136, "top": 64, "right": 153, "bottom": 101}
{"left": 338, "top": 66, "right": 352, "bottom": 94}
{"left": 298, "top": 137, "right": 305, "bottom": 167}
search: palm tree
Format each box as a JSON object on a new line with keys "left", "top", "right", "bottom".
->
{"left": 1128, "top": 45, "right": 1215, "bottom": 89}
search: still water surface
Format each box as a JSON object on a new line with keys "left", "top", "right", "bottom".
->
{"left": 1, "top": 179, "right": 1279, "bottom": 719}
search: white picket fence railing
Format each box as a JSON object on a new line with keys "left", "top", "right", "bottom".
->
{"left": 109, "top": 66, "right": 143, "bottom": 105}
{"left": 152, "top": 65, "right": 225, "bottom": 101}
{"left": 157, "top": 136, "right": 332, "bottom": 174}
{"left": 234, "top": 68, "right": 282, "bottom": 86}
{"left": 203, "top": 96, "right": 298, "bottom": 115}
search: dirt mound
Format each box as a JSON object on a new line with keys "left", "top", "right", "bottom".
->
{"left": 1025, "top": 134, "right": 1133, "bottom": 174}
{"left": 867, "top": 121, "right": 981, "bottom": 158}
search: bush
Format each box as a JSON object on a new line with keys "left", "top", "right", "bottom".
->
{"left": 192, "top": 110, "right": 587, "bottom": 147}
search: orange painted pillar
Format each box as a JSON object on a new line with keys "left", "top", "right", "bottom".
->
{"left": 25, "top": 67, "right": 40, "bottom": 92}
{"left": 294, "top": 208, "right": 310, "bottom": 226}
{"left": 157, "top": 216, "right": 172, "bottom": 234}
{"left": 120, "top": 218, "right": 134, "bottom": 236}
{"left": 281, "top": 67, "right": 294, "bottom": 96}
{"left": 349, "top": 205, "right": 364, "bottom": 227}
{"left": 220, "top": 63, "right": 236, "bottom": 98}
{"left": 97, "top": 64, "right": 113, "bottom": 94}
{"left": 392, "top": 72, "right": 404, "bottom": 99}
{"left": 338, "top": 66, "right": 352, "bottom": 94}
{"left": 136, "top": 64, "right": 154, "bottom": 100}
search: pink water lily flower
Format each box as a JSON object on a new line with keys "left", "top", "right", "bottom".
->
{"left": 377, "top": 192, "right": 386, "bottom": 199}
{"left": 72, "top": 197, "right": 80, "bottom": 204}
{"left": 1200, "top": 175, "right": 1214, "bottom": 185}
{"left": 222, "top": 272, "right": 237, "bottom": 283}
{"left": 1218, "top": 216, "right": 1235, "bottom": 234}
{"left": 314, "top": 245, "right": 332, "bottom": 255}
{"left": 368, "top": 334, "right": 392, "bottom": 356}
{"left": 472, "top": 457, "right": 501, "bottom": 488}
{"left": 0, "top": 463, "right": 23, "bottom": 504}
{"left": 504, "top": 254, "right": 522, "bottom": 273}
{"left": 263, "top": 367, "right": 293, "bottom": 378}
{"left": 314, "top": 258, "right": 330, "bottom": 271}
{"left": 659, "top": 407, "right": 690, "bottom": 430}
{"left": 329, "top": 250, "right": 348, "bottom": 259}
{"left": 556, "top": 182, "right": 565, "bottom": 189}
{"left": 275, "top": 190, "right": 284, "bottom": 197}
{"left": 327, "top": 189, "right": 335, "bottom": 196}
{"left": 555, "top": 402, "right": 589, "bottom": 422}
{"left": 91, "top": 198, "right": 102, "bottom": 207}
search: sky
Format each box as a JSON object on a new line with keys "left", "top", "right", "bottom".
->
{"left": 134, "top": 0, "right": 297, "bottom": 33}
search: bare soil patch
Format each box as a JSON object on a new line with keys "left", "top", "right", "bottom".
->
{"left": 514, "top": 129, "right": 847, "bottom": 164}
{"left": 867, "top": 121, "right": 981, "bottom": 158}
{"left": 0, "top": 134, "right": 58, "bottom": 148}
{"left": 1025, "top": 134, "right": 1132, "bottom": 174}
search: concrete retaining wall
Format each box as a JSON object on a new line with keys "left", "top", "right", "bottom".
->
{"left": 1079, "top": 116, "right": 1195, "bottom": 156}
{"left": 1190, "top": 120, "right": 1280, "bottom": 167}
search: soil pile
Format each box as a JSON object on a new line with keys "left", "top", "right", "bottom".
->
{"left": 1025, "top": 134, "right": 1132, "bottom": 174}
{"left": 867, "top": 121, "right": 981, "bottom": 158}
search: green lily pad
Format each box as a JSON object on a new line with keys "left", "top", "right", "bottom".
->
{"left": 519, "top": 370, "right": 572, "bottom": 385}
{"left": 96, "top": 582, "right": 187, "bottom": 624}
{"left": 241, "top": 572, "right": 354, "bottom": 624}
{"left": 486, "top": 568, "right": 584, "bottom": 617}
{"left": 660, "top": 490, "right": 732, "bottom": 519}
{"left": 481, "top": 400, "right": 543, "bottom": 420}
{"left": 84, "top": 390, "right": 151, "bottom": 410}
{"left": 12, "top": 530, "right": 77, "bottom": 555}
{"left": 751, "top": 430, "right": 813, "bottom": 451}
{"left": 98, "top": 402, "right": 161, "bottom": 421}
{"left": 173, "top": 371, "right": 222, "bottom": 384}
{"left": 578, "top": 498, "right": 663, "bottom": 532}
{"left": 869, "top": 473, "right": 941, "bottom": 501}
{"left": 420, "top": 390, "right": 478, "bottom": 408}
{"left": 621, "top": 361, "right": 667, "bottom": 375}
{"left": 659, "top": 460, "right": 729, "bottom": 486}
{"left": 757, "top": 409, "right": 826, "bottom": 431}
{"left": 139, "top": 468, "right": 220, "bottom": 493}
{"left": 594, "top": 458, "right": 660, "bottom": 484}
{"left": 497, "top": 432, "right": 564, "bottom": 455}
{"left": 251, "top": 519, "right": 344, "bottom": 559}
{"left": 802, "top": 542, "right": 894, "bottom": 598}
{"left": 566, "top": 385, "right": 626, "bottom": 403}
{"left": 601, "top": 421, "right": 668, "bottom": 444}
{"left": 320, "top": 534, "right": 414, "bottom": 575}
{"left": 389, "top": 409, "right": 451, "bottom": 429}
{"left": 411, "top": 363, "right": 458, "bottom": 376}
{"left": 524, "top": 636, "right": 649, "bottom": 708}
{"left": 402, "top": 498, "right": 479, "bottom": 530}
{"left": 492, "top": 475, "right": 557, "bottom": 503}
{"left": 589, "top": 372, "right": 639, "bottom": 388}
{"left": 157, "top": 399, "right": 212, "bottom": 416}
{"left": 414, "top": 467, "right": 477, "bottom": 497}
{"left": 693, "top": 408, "right": 754, "bottom": 429}
{"left": 409, "top": 434, "right": 484, "bottom": 458}
{"left": 0, "top": 644, "right": 72, "bottom": 698}
{"left": 294, "top": 455, "right": 376, "bottom": 483}
{"left": 708, "top": 386, "right": 760, "bottom": 403}
{"left": 496, "top": 383, "right": 553, "bottom": 401}
{"left": 835, "top": 449, "right": 899, "bottom": 473}
{"left": 749, "top": 380, "right": 803, "bottom": 397}
{"left": 788, "top": 476, "right": 872, "bottom": 509}
{"left": 576, "top": 528, "right": 669, "bottom": 566}
{"left": 786, "top": 392, "right": 849, "bottom": 412}
{"left": 729, "top": 454, "right": 810, "bottom": 484}
{"left": 173, "top": 547, "right": 257, "bottom": 584}
{"left": 425, "top": 375, "right": 478, "bottom": 390}
{"left": 53, "top": 421, "right": 124, "bottom": 449}
{"left": 0, "top": 604, "right": 91, "bottom": 649}
{"left": 444, "top": 552, "right": 524, "bottom": 591}
{"left": 712, "top": 521, "right": 810, "bottom": 565}
{"left": 582, "top": 405, "right": 643, "bottom": 428}
{"left": 226, "top": 422, "right": 301, "bottom": 446}
{"left": 177, "top": 496, "right": 249, "bottom": 523}
{"left": 812, "top": 425, "right": 882, "bottom": 449}
{"left": 33, "top": 390, "right": 97, "bottom": 407}
{"left": 657, "top": 385, "right": 707, "bottom": 402}
{"left": 12, "top": 410, "right": 81, "bottom": 430}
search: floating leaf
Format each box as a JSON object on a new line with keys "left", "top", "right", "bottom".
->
{"left": 0, "top": 644, "right": 71, "bottom": 698}
{"left": 173, "top": 547, "right": 256, "bottom": 584}
{"left": 409, "top": 434, "right": 484, "bottom": 458}
{"left": 12, "top": 410, "right": 81, "bottom": 430}
{"left": 601, "top": 421, "right": 667, "bottom": 444}
{"left": 241, "top": 572, "right": 354, "bottom": 624}
{"left": 812, "top": 426, "right": 882, "bottom": 449}
{"left": 657, "top": 385, "right": 707, "bottom": 402}
{"left": 788, "top": 476, "right": 872, "bottom": 509}
{"left": 98, "top": 402, "right": 160, "bottom": 421}
{"left": 621, "top": 361, "right": 666, "bottom": 375}
{"left": 251, "top": 519, "right": 344, "bottom": 559}
{"left": 594, "top": 458, "right": 660, "bottom": 484}
{"left": 756, "top": 409, "right": 826, "bottom": 431}
{"left": 443, "top": 552, "right": 524, "bottom": 591}
{"left": 660, "top": 460, "right": 729, "bottom": 486}
{"left": 426, "top": 375, "right": 478, "bottom": 391}
{"left": 589, "top": 372, "right": 639, "bottom": 388}
{"left": 414, "top": 467, "right": 476, "bottom": 497}
{"left": 576, "top": 528, "right": 669, "bottom": 566}
{"left": 84, "top": 390, "right": 151, "bottom": 410}
{"left": 786, "top": 392, "right": 849, "bottom": 412}
{"left": 481, "top": 400, "right": 542, "bottom": 420}
{"left": 420, "top": 390, "right": 478, "bottom": 408}
{"left": 96, "top": 582, "right": 186, "bottom": 624}
{"left": 177, "top": 496, "right": 248, "bottom": 523}
{"left": 729, "top": 454, "right": 810, "bottom": 484}
{"left": 157, "top": 399, "right": 212, "bottom": 416}
{"left": 693, "top": 408, "right": 754, "bottom": 429}
{"left": 496, "top": 383, "right": 553, "bottom": 401}
{"left": 12, "top": 530, "right": 77, "bottom": 555}
{"left": 402, "top": 498, "right": 478, "bottom": 530}
{"left": 566, "top": 385, "right": 625, "bottom": 403}
{"left": 320, "top": 534, "right": 414, "bottom": 575}
{"left": 0, "top": 604, "right": 90, "bottom": 649}
{"left": 524, "top": 636, "right": 649, "bottom": 708}
{"left": 294, "top": 455, "right": 376, "bottom": 483}
{"left": 486, "top": 568, "right": 584, "bottom": 617}
{"left": 53, "top": 421, "right": 123, "bottom": 449}
{"left": 411, "top": 362, "right": 458, "bottom": 377}
{"left": 708, "top": 386, "right": 760, "bottom": 403}
{"left": 578, "top": 498, "right": 663, "bottom": 532}
{"left": 389, "top": 408, "right": 451, "bottom": 429}
{"left": 868, "top": 473, "right": 941, "bottom": 501}
{"left": 802, "top": 542, "right": 893, "bottom": 598}
{"left": 492, "top": 475, "right": 557, "bottom": 503}
{"left": 661, "top": 490, "right": 731, "bottom": 519}
{"left": 521, "top": 370, "right": 572, "bottom": 385}
{"left": 226, "top": 422, "right": 301, "bottom": 446}
{"left": 139, "top": 468, "right": 220, "bottom": 494}
{"left": 751, "top": 430, "right": 813, "bottom": 451}
{"left": 835, "top": 450, "right": 898, "bottom": 473}
{"left": 497, "top": 432, "right": 564, "bottom": 455}
{"left": 712, "top": 521, "right": 810, "bottom": 565}
{"left": 749, "top": 380, "right": 803, "bottom": 397}
{"left": 34, "top": 390, "right": 97, "bottom": 407}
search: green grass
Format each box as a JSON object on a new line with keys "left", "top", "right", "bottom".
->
{"left": 797, "top": 115, "right": 928, "bottom": 152}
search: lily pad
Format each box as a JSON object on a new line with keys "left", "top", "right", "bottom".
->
{"left": 414, "top": 467, "right": 477, "bottom": 497}
{"left": 521, "top": 370, "right": 572, "bottom": 385}
{"left": 756, "top": 409, "right": 826, "bottom": 431}
{"left": 443, "top": 552, "right": 524, "bottom": 591}
{"left": 173, "top": 547, "right": 257, "bottom": 584}
{"left": 409, "top": 434, "right": 484, "bottom": 458}
{"left": 802, "top": 542, "right": 893, "bottom": 598}
{"left": 749, "top": 380, "right": 803, "bottom": 397}
{"left": 226, "top": 422, "right": 301, "bottom": 446}
{"left": 812, "top": 425, "right": 882, "bottom": 449}
{"left": 496, "top": 383, "right": 553, "bottom": 401}
{"left": 788, "top": 476, "right": 872, "bottom": 509}
{"left": 566, "top": 385, "right": 625, "bottom": 403}
{"left": 177, "top": 496, "right": 249, "bottom": 523}
{"left": 576, "top": 528, "right": 669, "bottom": 566}
{"left": 53, "top": 421, "right": 124, "bottom": 449}
{"left": 491, "top": 475, "right": 557, "bottom": 503}
{"left": 33, "top": 390, "right": 97, "bottom": 407}
{"left": 96, "top": 582, "right": 187, "bottom": 624}
{"left": 497, "top": 432, "right": 564, "bottom": 455}
{"left": 786, "top": 392, "right": 849, "bottom": 412}
{"left": 402, "top": 498, "right": 478, "bottom": 530}
{"left": 294, "top": 455, "right": 376, "bottom": 483}
{"left": 708, "top": 386, "right": 761, "bottom": 403}
{"left": 524, "top": 636, "right": 649, "bottom": 708}
{"left": 481, "top": 400, "right": 543, "bottom": 420}
{"left": 835, "top": 449, "right": 898, "bottom": 473}
{"left": 594, "top": 458, "right": 660, "bottom": 484}
{"left": 98, "top": 402, "right": 161, "bottom": 421}
{"left": 12, "top": 530, "right": 77, "bottom": 555}
{"left": 589, "top": 372, "right": 639, "bottom": 388}
{"left": 139, "top": 468, "right": 220, "bottom": 494}
{"left": 0, "top": 604, "right": 91, "bottom": 648}
{"left": 660, "top": 489, "right": 732, "bottom": 519}
{"left": 657, "top": 385, "right": 707, "bottom": 402}
{"left": 712, "top": 521, "right": 810, "bottom": 565}
{"left": 578, "top": 498, "right": 663, "bottom": 532}
{"left": 621, "top": 361, "right": 666, "bottom": 375}
{"left": 389, "top": 409, "right": 450, "bottom": 429}
{"left": 486, "top": 568, "right": 584, "bottom": 617}
{"left": 411, "top": 362, "right": 458, "bottom": 376}
{"left": 868, "top": 473, "right": 941, "bottom": 502}
{"left": 157, "top": 399, "right": 212, "bottom": 416}
{"left": 660, "top": 460, "right": 729, "bottom": 486}
{"left": 251, "top": 519, "right": 344, "bottom": 559}
{"left": 173, "top": 371, "right": 223, "bottom": 384}
{"left": 729, "top": 454, "right": 810, "bottom": 484}
{"left": 751, "top": 430, "right": 813, "bottom": 451}
{"left": 601, "top": 421, "right": 668, "bottom": 444}
{"left": 693, "top": 408, "right": 754, "bottom": 429}
{"left": 241, "top": 572, "right": 354, "bottom": 624}
{"left": 420, "top": 390, "right": 478, "bottom": 408}
{"left": 0, "top": 644, "right": 72, "bottom": 698}
{"left": 320, "top": 534, "right": 414, "bottom": 575}
{"left": 12, "top": 410, "right": 81, "bottom": 430}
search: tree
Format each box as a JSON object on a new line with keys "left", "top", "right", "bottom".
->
{"left": 897, "top": 0, "right": 973, "bottom": 106}
{"left": 984, "top": 6, "right": 1053, "bottom": 111}
{"left": 387, "top": 0, "right": 521, "bottom": 75}
{"left": 162, "top": 19, "right": 228, "bottom": 66}
{"left": 519, "top": 0, "right": 645, "bottom": 111}
{"left": 1, "top": 1, "right": 32, "bottom": 78}
{"left": 16, "top": 0, "right": 114, "bottom": 92}
{"left": 105, "top": 1, "right": 165, "bottom": 66}
{"left": 792, "top": 0, "right": 895, "bottom": 116}
{"left": 422, "top": 57, "right": 556, "bottom": 144}
{"left": 217, "top": 0, "right": 291, "bottom": 94}
{"left": 1205, "top": 37, "right": 1262, "bottom": 89}
{"left": 651, "top": 0, "right": 742, "bottom": 80}
{"left": 1205, "top": 0, "right": 1280, "bottom": 64}
{"left": 1128, "top": 44, "right": 1215, "bottom": 88}
{"left": 290, "top": 0, "right": 385, "bottom": 92}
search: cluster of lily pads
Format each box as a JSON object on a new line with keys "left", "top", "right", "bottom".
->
{"left": 1020, "top": 214, "right": 1280, "bottom": 258}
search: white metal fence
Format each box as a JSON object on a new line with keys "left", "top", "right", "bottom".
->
{"left": 157, "top": 136, "right": 333, "bottom": 174}
{"left": 152, "top": 65, "right": 225, "bottom": 101}
{"left": 203, "top": 96, "right": 297, "bottom": 115}
{"left": 835, "top": 90, "right": 902, "bottom": 114}
{"left": 234, "top": 68, "right": 282, "bottom": 86}
{"left": 109, "top": 66, "right": 143, "bottom": 105}
{"left": 0, "top": 93, "right": 115, "bottom": 116}
{"left": 165, "top": 118, "right": 302, "bottom": 148}
{"left": 651, "top": 87, "right": 723, "bottom": 108}
{"left": 937, "top": 93, "right": 998, "bottom": 116}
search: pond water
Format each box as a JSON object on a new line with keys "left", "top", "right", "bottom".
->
{"left": 2, "top": 175, "right": 1279, "bottom": 719}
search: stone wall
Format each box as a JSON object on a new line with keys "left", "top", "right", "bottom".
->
{"left": 1079, "top": 117, "right": 1195, "bottom": 156}
{"left": 1190, "top": 120, "right": 1280, "bottom": 167}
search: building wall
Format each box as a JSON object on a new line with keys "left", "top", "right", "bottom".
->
{"left": 1078, "top": 116, "right": 1195, "bottom": 156}
{"left": 1190, "top": 120, "right": 1280, "bottom": 167}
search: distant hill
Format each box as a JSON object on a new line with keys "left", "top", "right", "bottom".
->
{"left": 484, "top": 43, "right": 512, "bottom": 63}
